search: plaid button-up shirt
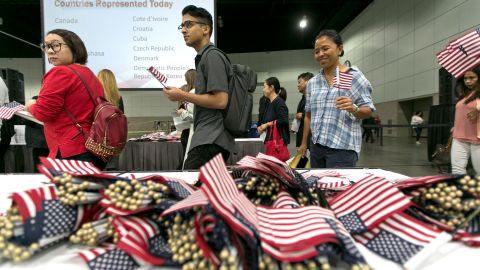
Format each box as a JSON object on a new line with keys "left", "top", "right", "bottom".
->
{"left": 305, "top": 66, "right": 375, "bottom": 154}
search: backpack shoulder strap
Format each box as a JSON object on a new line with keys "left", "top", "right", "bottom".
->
{"left": 64, "top": 65, "right": 98, "bottom": 136}
{"left": 196, "top": 45, "right": 231, "bottom": 67}
{"left": 206, "top": 47, "right": 231, "bottom": 64}
{"left": 66, "top": 65, "right": 97, "bottom": 106}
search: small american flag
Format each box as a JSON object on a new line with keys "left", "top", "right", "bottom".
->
{"left": 330, "top": 175, "right": 412, "bottom": 234}
{"left": 0, "top": 101, "right": 24, "bottom": 119}
{"left": 333, "top": 71, "right": 353, "bottom": 90}
{"left": 10, "top": 186, "right": 86, "bottom": 248}
{"left": 392, "top": 174, "right": 453, "bottom": 190}
{"left": 161, "top": 176, "right": 195, "bottom": 199}
{"left": 272, "top": 190, "right": 299, "bottom": 208}
{"left": 79, "top": 247, "right": 140, "bottom": 270}
{"left": 436, "top": 28, "right": 480, "bottom": 78}
{"left": 162, "top": 189, "right": 208, "bottom": 216}
{"left": 11, "top": 185, "right": 57, "bottom": 220}
{"left": 200, "top": 155, "right": 258, "bottom": 238}
{"left": 354, "top": 212, "right": 442, "bottom": 265}
{"left": 113, "top": 216, "right": 167, "bottom": 265}
{"left": 39, "top": 157, "right": 104, "bottom": 176}
{"left": 148, "top": 66, "right": 168, "bottom": 86}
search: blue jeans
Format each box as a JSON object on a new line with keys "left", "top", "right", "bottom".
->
{"left": 414, "top": 127, "right": 422, "bottom": 142}
{"left": 310, "top": 142, "right": 358, "bottom": 168}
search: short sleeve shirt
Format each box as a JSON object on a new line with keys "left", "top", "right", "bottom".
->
{"left": 305, "top": 66, "right": 375, "bottom": 154}
{"left": 190, "top": 43, "right": 234, "bottom": 152}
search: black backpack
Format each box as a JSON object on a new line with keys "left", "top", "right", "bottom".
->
{"left": 198, "top": 46, "right": 257, "bottom": 138}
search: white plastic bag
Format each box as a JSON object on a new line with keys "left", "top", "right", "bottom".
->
{"left": 290, "top": 118, "right": 300, "bottom": 133}
{"left": 172, "top": 112, "right": 191, "bottom": 131}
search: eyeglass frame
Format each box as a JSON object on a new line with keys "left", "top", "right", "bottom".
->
{"left": 40, "top": 42, "right": 69, "bottom": 53}
{"left": 177, "top": 20, "right": 207, "bottom": 31}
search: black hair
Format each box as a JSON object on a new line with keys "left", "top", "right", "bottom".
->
{"left": 265, "top": 77, "right": 281, "bottom": 94}
{"left": 456, "top": 65, "right": 480, "bottom": 104}
{"left": 414, "top": 111, "right": 423, "bottom": 117}
{"left": 182, "top": 5, "right": 213, "bottom": 37}
{"left": 47, "top": 29, "right": 88, "bottom": 64}
{"left": 279, "top": 87, "right": 287, "bottom": 101}
{"left": 315, "top": 29, "right": 344, "bottom": 57}
{"left": 298, "top": 72, "right": 314, "bottom": 81}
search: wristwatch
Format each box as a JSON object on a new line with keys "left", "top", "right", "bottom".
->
{"left": 352, "top": 104, "right": 360, "bottom": 114}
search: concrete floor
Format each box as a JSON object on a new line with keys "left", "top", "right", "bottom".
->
{"left": 356, "top": 136, "right": 439, "bottom": 177}
{"left": 288, "top": 135, "right": 440, "bottom": 177}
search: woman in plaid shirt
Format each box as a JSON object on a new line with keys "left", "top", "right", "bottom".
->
{"left": 298, "top": 29, "right": 375, "bottom": 168}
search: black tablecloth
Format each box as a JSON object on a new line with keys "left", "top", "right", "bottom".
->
{"left": 427, "top": 104, "right": 454, "bottom": 161}
{"left": 116, "top": 141, "right": 184, "bottom": 171}
{"left": 4, "top": 140, "right": 266, "bottom": 172}
{"left": 113, "top": 140, "right": 265, "bottom": 171}
{"left": 4, "top": 145, "right": 35, "bottom": 173}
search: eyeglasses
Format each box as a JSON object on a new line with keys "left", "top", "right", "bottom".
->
{"left": 40, "top": 42, "right": 68, "bottom": 53}
{"left": 177, "top": 20, "right": 206, "bottom": 31}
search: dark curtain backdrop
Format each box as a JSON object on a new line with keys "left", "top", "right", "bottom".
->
{"left": 427, "top": 104, "right": 455, "bottom": 161}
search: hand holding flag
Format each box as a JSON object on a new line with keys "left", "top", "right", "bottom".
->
{"left": 148, "top": 66, "right": 168, "bottom": 88}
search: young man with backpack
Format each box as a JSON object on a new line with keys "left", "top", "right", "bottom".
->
{"left": 164, "top": 5, "right": 234, "bottom": 170}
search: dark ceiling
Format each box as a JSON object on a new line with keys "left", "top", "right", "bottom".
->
{"left": 0, "top": 0, "right": 372, "bottom": 58}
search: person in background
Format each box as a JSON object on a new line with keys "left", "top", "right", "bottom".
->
{"left": 26, "top": 29, "right": 106, "bottom": 169}
{"left": 0, "top": 77, "right": 10, "bottom": 172}
{"left": 295, "top": 72, "right": 314, "bottom": 147}
{"left": 298, "top": 29, "right": 375, "bottom": 168}
{"left": 257, "top": 77, "right": 289, "bottom": 153}
{"left": 451, "top": 66, "right": 480, "bottom": 175}
{"left": 97, "top": 69, "right": 124, "bottom": 113}
{"left": 374, "top": 114, "right": 381, "bottom": 137}
{"left": 362, "top": 115, "right": 375, "bottom": 143}
{"left": 96, "top": 69, "right": 125, "bottom": 171}
{"left": 163, "top": 5, "right": 234, "bottom": 170}
{"left": 410, "top": 111, "right": 424, "bottom": 145}
{"left": 177, "top": 69, "right": 196, "bottom": 162}
{"left": 25, "top": 96, "right": 49, "bottom": 171}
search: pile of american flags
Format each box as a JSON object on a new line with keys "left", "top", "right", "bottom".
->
{"left": 0, "top": 154, "right": 479, "bottom": 270}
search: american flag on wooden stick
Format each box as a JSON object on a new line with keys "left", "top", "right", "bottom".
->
{"left": 0, "top": 101, "right": 24, "bottom": 119}
{"left": 436, "top": 28, "right": 480, "bottom": 78}
{"left": 272, "top": 190, "right": 299, "bottom": 209}
{"left": 392, "top": 174, "right": 454, "bottom": 189}
{"left": 114, "top": 216, "right": 170, "bottom": 266}
{"left": 39, "top": 157, "right": 103, "bottom": 176}
{"left": 79, "top": 247, "right": 140, "bottom": 270}
{"left": 354, "top": 212, "right": 443, "bottom": 266}
{"left": 333, "top": 71, "right": 353, "bottom": 90}
{"left": 329, "top": 174, "right": 412, "bottom": 234}
{"left": 148, "top": 66, "right": 168, "bottom": 87}
{"left": 162, "top": 189, "right": 208, "bottom": 216}
{"left": 9, "top": 186, "right": 87, "bottom": 248}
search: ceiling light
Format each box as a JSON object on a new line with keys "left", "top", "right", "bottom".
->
{"left": 299, "top": 16, "right": 307, "bottom": 28}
